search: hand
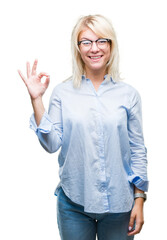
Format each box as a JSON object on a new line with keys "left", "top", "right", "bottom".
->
{"left": 18, "top": 59, "right": 50, "bottom": 100}
{"left": 127, "top": 199, "right": 144, "bottom": 236}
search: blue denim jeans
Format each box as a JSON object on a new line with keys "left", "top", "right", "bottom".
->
{"left": 56, "top": 186, "right": 134, "bottom": 240}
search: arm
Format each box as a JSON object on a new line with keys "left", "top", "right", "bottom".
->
{"left": 18, "top": 59, "right": 63, "bottom": 153}
{"left": 30, "top": 86, "right": 63, "bottom": 153}
{"left": 127, "top": 90, "right": 148, "bottom": 236}
{"left": 127, "top": 90, "right": 148, "bottom": 191}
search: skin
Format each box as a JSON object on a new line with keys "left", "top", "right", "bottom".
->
{"left": 18, "top": 28, "right": 145, "bottom": 237}
{"left": 79, "top": 27, "right": 145, "bottom": 236}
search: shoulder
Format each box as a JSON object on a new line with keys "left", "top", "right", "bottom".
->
{"left": 116, "top": 80, "right": 141, "bottom": 99}
{"left": 51, "top": 77, "right": 73, "bottom": 96}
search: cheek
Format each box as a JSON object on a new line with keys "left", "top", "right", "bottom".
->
{"left": 107, "top": 53, "right": 111, "bottom": 62}
{"left": 80, "top": 52, "right": 89, "bottom": 65}
{"left": 104, "top": 45, "right": 111, "bottom": 58}
{"left": 106, "top": 48, "right": 111, "bottom": 60}
{"left": 103, "top": 53, "right": 110, "bottom": 65}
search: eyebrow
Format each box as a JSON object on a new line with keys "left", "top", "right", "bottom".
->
{"left": 79, "top": 37, "right": 91, "bottom": 41}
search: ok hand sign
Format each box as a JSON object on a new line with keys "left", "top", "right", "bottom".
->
{"left": 18, "top": 59, "right": 50, "bottom": 100}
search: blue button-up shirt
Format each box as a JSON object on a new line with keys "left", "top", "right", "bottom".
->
{"left": 30, "top": 75, "right": 148, "bottom": 214}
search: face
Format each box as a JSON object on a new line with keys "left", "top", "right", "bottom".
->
{"left": 78, "top": 28, "right": 111, "bottom": 75}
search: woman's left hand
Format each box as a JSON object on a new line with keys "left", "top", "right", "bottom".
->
{"left": 127, "top": 198, "right": 144, "bottom": 236}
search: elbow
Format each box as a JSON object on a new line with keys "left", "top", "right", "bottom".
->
{"left": 45, "top": 147, "right": 56, "bottom": 154}
{"left": 38, "top": 132, "right": 62, "bottom": 154}
{"left": 39, "top": 140, "right": 61, "bottom": 154}
{"left": 41, "top": 145, "right": 60, "bottom": 154}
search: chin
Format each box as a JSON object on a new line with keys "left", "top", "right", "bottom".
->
{"left": 88, "top": 64, "right": 106, "bottom": 72}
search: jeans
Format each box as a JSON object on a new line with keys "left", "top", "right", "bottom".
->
{"left": 56, "top": 186, "right": 134, "bottom": 240}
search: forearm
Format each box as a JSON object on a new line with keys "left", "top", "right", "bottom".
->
{"left": 31, "top": 96, "right": 45, "bottom": 126}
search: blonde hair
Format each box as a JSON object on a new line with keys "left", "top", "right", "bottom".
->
{"left": 66, "top": 14, "right": 121, "bottom": 88}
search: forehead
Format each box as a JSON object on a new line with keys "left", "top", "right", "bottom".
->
{"left": 79, "top": 27, "right": 99, "bottom": 40}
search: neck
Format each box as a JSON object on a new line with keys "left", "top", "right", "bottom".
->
{"left": 85, "top": 68, "right": 107, "bottom": 83}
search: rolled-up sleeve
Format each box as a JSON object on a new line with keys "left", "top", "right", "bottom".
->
{"left": 29, "top": 86, "right": 63, "bottom": 153}
{"left": 127, "top": 90, "right": 149, "bottom": 192}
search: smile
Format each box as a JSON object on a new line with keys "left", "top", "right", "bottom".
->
{"left": 88, "top": 55, "right": 103, "bottom": 61}
{"left": 89, "top": 55, "right": 103, "bottom": 59}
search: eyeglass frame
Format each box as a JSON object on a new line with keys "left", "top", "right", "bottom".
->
{"left": 78, "top": 38, "right": 111, "bottom": 49}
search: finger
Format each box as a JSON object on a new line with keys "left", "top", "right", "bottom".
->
{"left": 127, "top": 222, "right": 143, "bottom": 236}
{"left": 127, "top": 228, "right": 140, "bottom": 236}
{"left": 32, "top": 59, "right": 38, "bottom": 75}
{"left": 26, "top": 62, "right": 31, "bottom": 78}
{"left": 128, "top": 214, "right": 135, "bottom": 233}
{"left": 18, "top": 69, "right": 27, "bottom": 86}
{"left": 38, "top": 72, "right": 50, "bottom": 79}
{"left": 43, "top": 76, "right": 50, "bottom": 89}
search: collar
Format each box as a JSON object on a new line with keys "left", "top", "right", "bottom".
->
{"left": 82, "top": 74, "right": 116, "bottom": 84}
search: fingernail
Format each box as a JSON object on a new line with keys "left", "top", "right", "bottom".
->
{"left": 129, "top": 226, "right": 132, "bottom": 231}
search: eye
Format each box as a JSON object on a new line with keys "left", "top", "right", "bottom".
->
{"left": 97, "top": 39, "right": 108, "bottom": 45}
{"left": 82, "top": 40, "right": 92, "bottom": 45}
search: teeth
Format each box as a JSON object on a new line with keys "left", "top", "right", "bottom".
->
{"left": 90, "top": 56, "right": 101, "bottom": 59}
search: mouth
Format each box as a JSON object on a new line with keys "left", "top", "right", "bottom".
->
{"left": 88, "top": 55, "right": 103, "bottom": 61}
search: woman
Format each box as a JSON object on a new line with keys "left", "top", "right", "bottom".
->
{"left": 18, "top": 14, "right": 148, "bottom": 240}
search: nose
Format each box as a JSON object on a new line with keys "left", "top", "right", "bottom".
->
{"left": 90, "top": 42, "right": 99, "bottom": 52}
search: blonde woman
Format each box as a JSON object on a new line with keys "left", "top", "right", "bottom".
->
{"left": 18, "top": 15, "right": 148, "bottom": 240}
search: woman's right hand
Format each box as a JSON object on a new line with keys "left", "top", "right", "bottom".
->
{"left": 18, "top": 59, "right": 50, "bottom": 100}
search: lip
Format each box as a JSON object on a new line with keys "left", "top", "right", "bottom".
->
{"left": 88, "top": 55, "right": 103, "bottom": 62}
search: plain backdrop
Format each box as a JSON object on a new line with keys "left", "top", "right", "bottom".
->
{"left": 0, "top": 0, "right": 166, "bottom": 239}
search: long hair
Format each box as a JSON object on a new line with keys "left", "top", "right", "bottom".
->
{"left": 66, "top": 14, "right": 121, "bottom": 88}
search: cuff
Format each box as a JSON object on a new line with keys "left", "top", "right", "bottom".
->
{"left": 29, "top": 111, "right": 53, "bottom": 134}
{"left": 128, "top": 174, "right": 149, "bottom": 192}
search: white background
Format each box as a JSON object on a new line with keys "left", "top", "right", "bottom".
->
{"left": 0, "top": 0, "right": 166, "bottom": 239}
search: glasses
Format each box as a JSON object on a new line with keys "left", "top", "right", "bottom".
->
{"left": 78, "top": 38, "right": 111, "bottom": 49}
